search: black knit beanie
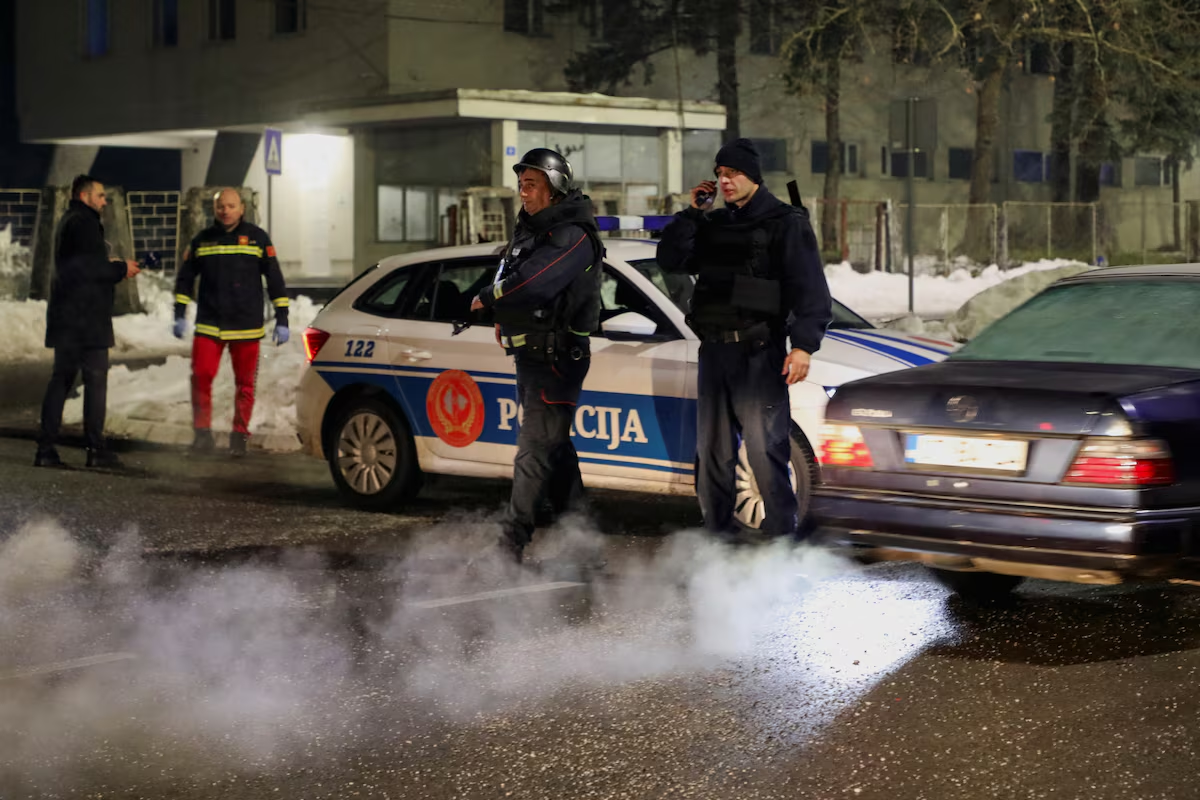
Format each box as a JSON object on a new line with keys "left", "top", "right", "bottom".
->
{"left": 714, "top": 138, "right": 763, "bottom": 184}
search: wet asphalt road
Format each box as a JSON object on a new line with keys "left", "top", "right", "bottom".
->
{"left": 2, "top": 436, "right": 1200, "bottom": 799}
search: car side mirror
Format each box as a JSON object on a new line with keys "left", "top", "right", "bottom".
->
{"left": 602, "top": 311, "right": 658, "bottom": 340}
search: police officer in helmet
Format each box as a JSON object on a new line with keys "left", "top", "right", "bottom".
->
{"left": 471, "top": 148, "right": 604, "bottom": 564}
{"left": 657, "top": 138, "right": 832, "bottom": 541}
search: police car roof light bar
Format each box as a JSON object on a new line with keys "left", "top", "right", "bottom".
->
{"left": 595, "top": 215, "right": 674, "bottom": 232}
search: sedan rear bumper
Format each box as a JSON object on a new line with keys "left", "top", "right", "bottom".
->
{"left": 812, "top": 487, "right": 1200, "bottom": 584}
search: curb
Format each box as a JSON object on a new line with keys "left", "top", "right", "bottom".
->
{"left": 0, "top": 416, "right": 299, "bottom": 455}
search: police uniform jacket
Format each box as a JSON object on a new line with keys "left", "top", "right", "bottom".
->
{"left": 174, "top": 220, "right": 289, "bottom": 341}
{"left": 476, "top": 189, "right": 602, "bottom": 353}
{"left": 45, "top": 200, "right": 129, "bottom": 350}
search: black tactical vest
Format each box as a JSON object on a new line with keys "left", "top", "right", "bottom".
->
{"left": 687, "top": 205, "right": 796, "bottom": 333}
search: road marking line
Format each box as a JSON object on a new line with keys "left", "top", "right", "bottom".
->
{"left": 409, "top": 582, "right": 585, "bottom": 609}
{"left": 0, "top": 652, "right": 138, "bottom": 681}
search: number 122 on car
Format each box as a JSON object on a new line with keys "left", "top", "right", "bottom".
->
{"left": 344, "top": 339, "right": 376, "bottom": 358}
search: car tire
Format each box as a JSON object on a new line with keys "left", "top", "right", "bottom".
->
{"left": 928, "top": 568, "right": 1024, "bottom": 603}
{"left": 327, "top": 397, "right": 422, "bottom": 511}
{"left": 732, "top": 429, "right": 816, "bottom": 531}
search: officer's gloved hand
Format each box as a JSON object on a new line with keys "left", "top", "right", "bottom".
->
{"left": 172, "top": 318, "right": 186, "bottom": 339}
{"left": 273, "top": 325, "right": 290, "bottom": 346}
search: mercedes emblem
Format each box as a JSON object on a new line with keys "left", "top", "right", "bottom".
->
{"left": 946, "top": 395, "right": 980, "bottom": 423}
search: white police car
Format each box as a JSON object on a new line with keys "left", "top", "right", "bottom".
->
{"left": 296, "top": 218, "right": 955, "bottom": 528}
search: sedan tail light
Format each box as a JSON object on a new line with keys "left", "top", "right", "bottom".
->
{"left": 303, "top": 327, "right": 331, "bottom": 364}
{"left": 1063, "top": 438, "right": 1174, "bottom": 487}
{"left": 820, "top": 423, "right": 875, "bottom": 468}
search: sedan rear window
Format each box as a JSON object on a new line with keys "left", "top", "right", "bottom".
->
{"left": 951, "top": 279, "right": 1200, "bottom": 370}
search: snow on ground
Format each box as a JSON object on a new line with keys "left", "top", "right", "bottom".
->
{"left": 1, "top": 271, "right": 192, "bottom": 363}
{"left": 827, "top": 257, "right": 1088, "bottom": 322}
{"left": 63, "top": 295, "right": 321, "bottom": 452}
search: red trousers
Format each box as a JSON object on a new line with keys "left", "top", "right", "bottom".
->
{"left": 191, "top": 336, "right": 260, "bottom": 435}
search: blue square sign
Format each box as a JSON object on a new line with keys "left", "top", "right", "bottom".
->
{"left": 264, "top": 128, "right": 283, "bottom": 176}
{"left": 505, "top": 146, "right": 517, "bottom": 156}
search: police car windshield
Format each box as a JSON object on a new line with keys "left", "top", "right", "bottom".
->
{"left": 627, "top": 257, "right": 870, "bottom": 328}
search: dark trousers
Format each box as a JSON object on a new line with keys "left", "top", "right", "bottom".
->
{"left": 38, "top": 346, "right": 110, "bottom": 452}
{"left": 502, "top": 353, "right": 590, "bottom": 547}
{"left": 696, "top": 335, "right": 797, "bottom": 537}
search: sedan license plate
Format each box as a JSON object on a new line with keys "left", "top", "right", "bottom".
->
{"left": 904, "top": 434, "right": 1028, "bottom": 473}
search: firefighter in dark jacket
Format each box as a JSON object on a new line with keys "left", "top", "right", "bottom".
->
{"left": 470, "top": 148, "right": 603, "bottom": 564}
{"left": 658, "top": 138, "right": 833, "bottom": 540}
{"left": 35, "top": 175, "right": 140, "bottom": 469}
{"left": 173, "top": 188, "right": 289, "bottom": 457}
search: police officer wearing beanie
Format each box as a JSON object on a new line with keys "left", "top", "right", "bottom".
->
{"left": 658, "top": 138, "right": 832, "bottom": 540}
{"left": 471, "top": 148, "right": 604, "bottom": 564}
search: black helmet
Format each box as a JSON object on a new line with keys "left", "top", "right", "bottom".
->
{"left": 513, "top": 148, "right": 573, "bottom": 196}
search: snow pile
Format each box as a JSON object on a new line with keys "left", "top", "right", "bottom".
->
{"left": 0, "top": 271, "right": 190, "bottom": 362}
{"left": 827, "top": 258, "right": 1088, "bottom": 321}
{"left": 0, "top": 225, "right": 31, "bottom": 300}
{"left": 1, "top": 296, "right": 48, "bottom": 357}
{"left": 65, "top": 296, "right": 322, "bottom": 450}
{"left": 111, "top": 272, "right": 193, "bottom": 358}
{"left": 939, "top": 263, "right": 1093, "bottom": 341}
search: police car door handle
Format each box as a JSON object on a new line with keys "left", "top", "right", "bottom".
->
{"left": 400, "top": 348, "right": 433, "bottom": 361}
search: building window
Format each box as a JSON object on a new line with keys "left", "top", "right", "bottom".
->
{"left": 83, "top": 0, "right": 110, "bottom": 57}
{"left": 749, "top": 0, "right": 781, "bottom": 55}
{"left": 153, "top": 0, "right": 179, "bottom": 47}
{"left": 811, "top": 141, "right": 858, "bottom": 175}
{"left": 504, "top": 0, "right": 544, "bottom": 34}
{"left": 889, "top": 149, "right": 930, "bottom": 179}
{"left": 208, "top": 0, "right": 236, "bottom": 41}
{"left": 948, "top": 147, "right": 972, "bottom": 180}
{"left": 749, "top": 138, "right": 788, "bottom": 173}
{"left": 1024, "top": 41, "right": 1053, "bottom": 75}
{"left": 1099, "top": 161, "right": 1121, "bottom": 187}
{"left": 1013, "top": 149, "right": 1045, "bottom": 183}
{"left": 1134, "top": 156, "right": 1166, "bottom": 187}
{"left": 378, "top": 186, "right": 461, "bottom": 243}
{"left": 274, "top": 0, "right": 306, "bottom": 34}
{"left": 587, "top": 0, "right": 623, "bottom": 41}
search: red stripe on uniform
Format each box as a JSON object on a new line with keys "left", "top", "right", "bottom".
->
{"left": 499, "top": 233, "right": 587, "bottom": 300}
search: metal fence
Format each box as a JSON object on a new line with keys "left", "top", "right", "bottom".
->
{"left": 806, "top": 198, "right": 1197, "bottom": 272}
{"left": 810, "top": 199, "right": 889, "bottom": 269}
{"left": 894, "top": 204, "right": 1000, "bottom": 271}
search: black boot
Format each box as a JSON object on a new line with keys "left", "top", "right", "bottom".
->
{"left": 229, "top": 432, "right": 249, "bottom": 458}
{"left": 33, "top": 447, "right": 65, "bottom": 468}
{"left": 86, "top": 449, "right": 123, "bottom": 469}
{"left": 191, "top": 428, "right": 215, "bottom": 454}
{"left": 498, "top": 532, "right": 524, "bottom": 565}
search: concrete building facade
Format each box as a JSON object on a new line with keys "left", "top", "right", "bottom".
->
{"left": 11, "top": 0, "right": 1191, "bottom": 278}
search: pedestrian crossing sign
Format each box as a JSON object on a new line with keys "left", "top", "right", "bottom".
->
{"left": 264, "top": 128, "right": 282, "bottom": 175}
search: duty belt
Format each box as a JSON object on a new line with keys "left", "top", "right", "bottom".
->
{"left": 701, "top": 320, "right": 772, "bottom": 344}
{"left": 503, "top": 331, "right": 589, "bottom": 361}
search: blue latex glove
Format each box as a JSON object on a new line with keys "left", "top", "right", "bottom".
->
{"left": 273, "top": 325, "right": 290, "bottom": 346}
{"left": 172, "top": 318, "right": 186, "bottom": 339}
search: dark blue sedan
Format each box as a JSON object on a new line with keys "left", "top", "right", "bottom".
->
{"left": 812, "top": 264, "right": 1200, "bottom": 600}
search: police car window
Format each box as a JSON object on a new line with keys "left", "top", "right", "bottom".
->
{"left": 354, "top": 267, "right": 415, "bottom": 317}
{"left": 411, "top": 259, "right": 498, "bottom": 322}
{"left": 599, "top": 267, "right": 677, "bottom": 339}
{"left": 830, "top": 300, "right": 872, "bottom": 329}
{"left": 626, "top": 258, "right": 694, "bottom": 315}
